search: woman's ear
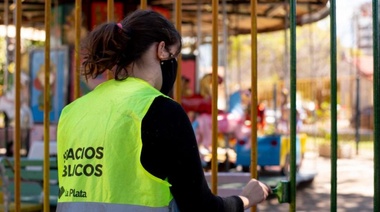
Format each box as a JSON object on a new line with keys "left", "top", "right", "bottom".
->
{"left": 157, "top": 41, "right": 167, "bottom": 59}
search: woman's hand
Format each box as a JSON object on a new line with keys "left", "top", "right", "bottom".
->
{"left": 239, "top": 179, "right": 271, "bottom": 209}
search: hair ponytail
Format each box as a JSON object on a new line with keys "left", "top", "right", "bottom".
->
{"left": 81, "top": 22, "right": 131, "bottom": 80}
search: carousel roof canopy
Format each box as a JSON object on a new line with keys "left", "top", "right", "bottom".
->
{"left": 150, "top": 0, "right": 330, "bottom": 37}
{"left": 0, "top": 0, "right": 329, "bottom": 38}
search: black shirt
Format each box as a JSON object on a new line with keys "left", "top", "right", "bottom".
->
{"left": 141, "top": 96, "right": 244, "bottom": 212}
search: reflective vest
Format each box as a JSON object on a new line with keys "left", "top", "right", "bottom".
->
{"left": 57, "top": 78, "right": 177, "bottom": 211}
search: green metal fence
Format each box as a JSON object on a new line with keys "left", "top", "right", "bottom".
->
{"left": 6, "top": 0, "right": 379, "bottom": 212}
{"left": 372, "top": 1, "right": 379, "bottom": 212}
{"left": 289, "top": 1, "right": 298, "bottom": 211}
{"left": 286, "top": 0, "right": 379, "bottom": 211}
{"left": 288, "top": 1, "right": 379, "bottom": 211}
{"left": 329, "top": 0, "right": 338, "bottom": 211}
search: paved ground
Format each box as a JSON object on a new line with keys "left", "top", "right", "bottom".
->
{"left": 257, "top": 149, "right": 374, "bottom": 212}
{"left": 206, "top": 148, "right": 375, "bottom": 212}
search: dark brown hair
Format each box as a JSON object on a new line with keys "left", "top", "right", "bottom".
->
{"left": 81, "top": 9, "right": 182, "bottom": 80}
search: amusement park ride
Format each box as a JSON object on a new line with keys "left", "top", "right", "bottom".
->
{"left": 0, "top": 0, "right": 329, "bottom": 37}
{"left": 182, "top": 71, "right": 307, "bottom": 175}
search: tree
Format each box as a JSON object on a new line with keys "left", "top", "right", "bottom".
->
{"left": 228, "top": 23, "right": 336, "bottom": 88}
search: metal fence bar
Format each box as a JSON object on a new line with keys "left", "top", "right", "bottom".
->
{"left": 211, "top": 0, "right": 219, "bottom": 194}
{"left": 329, "top": 1, "right": 338, "bottom": 211}
{"left": 14, "top": 0, "right": 22, "bottom": 210}
{"left": 7, "top": 1, "right": 378, "bottom": 211}
{"left": 250, "top": 1, "right": 258, "bottom": 211}
{"left": 289, "top": 0, "right": 297, "bottom": 211}
{"left": 107, "top": 0, "right": 115, "bottom": 80}
{"left": 107, "top": 0, "right": 114, "bottom": 24}
{"left": 174, "top": 0, "right": 182, "bottom": 103}
{"left": 141, "top": 0, "right": 147, "bottom": 10}
{"left": 74, "top": 0, "right": 81, "bottom": 100}
{"left": 43, "top": 0, "right": 52, "bottom": 211}
{"left": 372, "top": 0, "right": 379, "bottom": 211}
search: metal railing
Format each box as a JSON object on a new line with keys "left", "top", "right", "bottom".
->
{"left": 372, "top": 1, "right": 379, "bottom": 211}
{"left": 6, "top": 0, "right": 379, "bottom": 212}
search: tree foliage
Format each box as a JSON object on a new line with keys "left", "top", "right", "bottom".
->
{"left": 227, "top": 23, "right": 342, "bottom": 91}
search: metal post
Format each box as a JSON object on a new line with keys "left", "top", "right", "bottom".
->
{"left": 211, "top": 0, "right": 219, "bottom": 195}
{"left": 222, "top": 0, "right": 228, "bottom": 109}
{"left": 372, "top": 0, "right": 379, "bottom": 210}
{"left": 329, "top": 1, "right": 338, "bottom": 211}
{"left": 74, "top": 0, "right": 81, "bottom": 100}
{"left": 353, "top": 12, "right": 361, "bottom": 155}
{"left": 1, "top": 2, "right": 9, "bottom": 152}
{"left": 140, "top": 0, "right": 147, "bottom": 10}
{"left": 43, "top": 0, "right": 52, "bottom": 211}
{"left": 174, "top": 0, "right": 182, "bottom": 103}
{"left": 289, "top": 0, "right": 297, "bottom": 211}
{"left": 4, "top": 0, "right": 9, "bottom": 92}
{"left": 273, "top": 84, "right": 277, "bottom": 128}
{"left": 107, "top": 0, "right": 114, "bottom": 80}
{"left": 355, "top": 75, "right": 360, "bottom": 155}
{"left": 195, "top": 0, "right": 202, "bottom": 94}
{"left": 14, "top": 0, "right": 22, "bottom": 211}
{"left": 221, "top": 0, "right": 229, "bottom": 171}
{"left": 250, "top": 0, "right": 258, "bottom": 211}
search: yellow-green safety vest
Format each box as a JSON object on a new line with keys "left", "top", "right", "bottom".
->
{"left": 57, "top": 77, "right": 178, "bottom": 211}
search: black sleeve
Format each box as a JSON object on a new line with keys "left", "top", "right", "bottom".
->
{"left": 141, "top": 96, "right": 244, "bottom": 212}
